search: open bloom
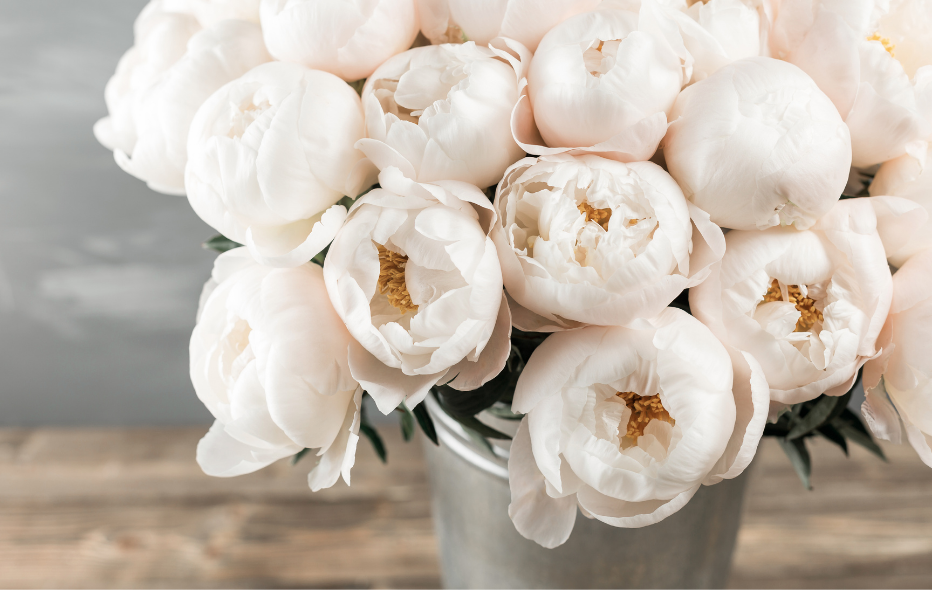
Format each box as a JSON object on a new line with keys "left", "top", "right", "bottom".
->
{"left": 186, "top": 61, "right": 372, "bottom": 267}
{"left": 863, "top": 247, "right": 932, "bottom": 468}
{"left": 357, "top": 41, "right": 526, "bottom": 189}
{"left": 259, "top": 0, "right": 419, "bottom": 82}
{"left": 323, "top": 168, "right": 511, "bottom": 414}
{"left": 96, "top": 19, "right": 272, "bottom": 195}
{"left": 416, "top": 0, "right": 599, "bottom": 50}
{"left": 689, "top": 198, "right": 905, "bottom": 405}
{"left": 876, "top": 0, "right": 932, "bottom": 79}
{"left": 768, "top": 0, "right": 930, "bottom": 167}
{"left": 870, "top": 141, "right": 932, "bottom": 267}
{"left": 663, "top": 57, "right": 851, "bottom": 231}
{"left": 513, "top": 7, "right": 684, "bottom": 162}
{"left": 192, "top": 248, "right": 363, "bottom": 491}
{"left": 492, "top": 154, "right": 725, "bottom": 330}
{"left": 844, "top": 38, "right": 931, "bottom": 167}
{"left": 508, "top": 308, "right": 768, "bottom": 548}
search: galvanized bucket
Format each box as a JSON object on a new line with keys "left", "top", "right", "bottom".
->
{"left": 422, "top": 395, "right": 750, "bottom": 589}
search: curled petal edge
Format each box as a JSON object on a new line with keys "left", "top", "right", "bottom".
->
{"left": 245, "top": 204, "right": 347, "bottom": 268}
{"left": 510, "top": 91, "right": 668, "bottom": 164}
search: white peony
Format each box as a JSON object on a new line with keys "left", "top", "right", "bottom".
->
{"left": 357, "top": 41, "right": 527, "bottom": 189}
{"left": 186, "top": 61, "right": 372, "bottom": 267}
{"left": 323, "top": 168, "right": 511, "bottom": 414}
{"left": 688, "top": 198, "right": 908, "bottom": 405}
{"left": 768, "top": 0, "right": 930, "bottom": 167}
{"left": 97, "top": 19, "right": 272, "bottom": 195}
{"left": 869, "top": 141, "right": 932, "bottom": 267}
{"left": 416, "top": 0, "right": 600, "bottom": 50}
{"left": 513, "top": 6, "right": 684, "bottom": 163}
{"left": 863, "top": 247, "right": 932, "bottom": 468}
{"left": 663, "top": 57, "right": 851, "bottom": 231}
{"left": 192, "top": 248, "right": 363, "bottom": 491}
{"left": 492, "top": 154, "right": 725, "bottom": 330}
{"left": 876, "top": 0, "right": 932, "bottom": 79}
{"left": 844, "top": 38, "right": 931, "bottom": 167}
{"left": 93, "top": 8, "right": 202, "bottom": 175}
{"left": 259, "top": 0, "right": 419, "bottom": 82}
{"left": 507, "top": 308, "right": 769, "bottom": 548}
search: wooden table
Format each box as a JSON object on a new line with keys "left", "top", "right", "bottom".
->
{"left": 1, "top": 428, "right": 930, "bottom": 588}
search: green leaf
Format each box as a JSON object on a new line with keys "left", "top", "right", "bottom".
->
{"left": 778, "top": 437, "right": 812, "bottom": 490}
{"left": 826, "top": 387, "right": 854, "bottom": 424}
{"left": 763, "top": 422, "right": 791, "bottom": 437}
{"left": 834, "top": 408, "right": 887, "bottom": 461}
{"left": 202, "top": 234, "right": 243, "bottom": 253}
{"left": 787, "top": 394, "right": 844, "bottom": 440}
{"left": 433, "top": 391, "right": 512, "bottom": 440}
{"left": 463, "top": 425, "right": 496, "bottom": 456}
{"left": 485, "top": 404, "right": 524, "bottom": 421}
{"left": 291, "top": 448, "right": 311, "bottom": 465}
{"left": 457, "top": 413, "right": 512, "bottom": 440}
{"left": 763, "top": 409, "right": 794, "bottom": 438}
{"left": 412, "top": 403, "right": 439, "bottom": 446}
{"left": 398, "top": 402, "right": 415, "bottom": 442}
{"left": 311, "top": 243, "right": 330, "bottom": 267}
{"left": 816, "top": 423, "right": 848, "bottom": 456}
{"left": 359, "top": 398, "right": 387, "bottom": 463}
{"left": 359, "top": 422, "right": 387, "bottom": 463}
{"left": 336, "top": 195, "right": 356, "bottom": 209}
{"left": 348, "top": 78, "right": 366, "bottom": 96}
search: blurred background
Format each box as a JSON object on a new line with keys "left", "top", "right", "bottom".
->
{"left": 0, "top": 0, "right": 214, "bottom": 426}
{"left": 0, "top": 2, "right": 930, "bottom": 589}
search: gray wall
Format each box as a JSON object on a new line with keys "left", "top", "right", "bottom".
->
{"left": 0, "top": 0, "right": 215, "bottom": 425}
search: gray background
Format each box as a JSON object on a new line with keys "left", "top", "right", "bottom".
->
{"left": 0, "top": 0, "right": 215, "bottom": 425}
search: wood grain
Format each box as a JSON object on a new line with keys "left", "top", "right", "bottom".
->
{"left": 0, "top": 428, "right": 930, "bottom": 588}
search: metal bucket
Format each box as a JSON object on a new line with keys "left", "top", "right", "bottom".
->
{"left": 422, "top": 395, "right": 750, "bottom": 589}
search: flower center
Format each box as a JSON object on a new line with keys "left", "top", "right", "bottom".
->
{"left": 376, "top": 243, "right": 417, "bottom": 314}
{"left": 578, "top": 201, "right": 612, "bottom": 230}
{"left": 867, "top": 32, "right": 896, "bottom": 58}
{"left": 583, "top": 39, "right": 622, "bottom": 78}
{"left": 762, "top": 279, "right": 824, "bottom": 332}
{"left": 439, "top": 22, "right": 467, "bottom": 44}
{"left": 228, "top": 99, "right": 271, "bottom": 139}
{"left": 616, "top": 391, "right": 675, "bottom": 443}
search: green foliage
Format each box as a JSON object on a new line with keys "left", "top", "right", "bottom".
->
{"left": 765, "top": 370, "right": 886, "bottom": 488}
{"left": 311, "top": 243, "right": 330, "bottom": 267}
{"left": 291, "top": 448, "right": 311, "bottom": 466}
{"left": 348, "top": 78, "right": 366, "bottom": 96}
{"left": 412, "top": 403, "right": 439, "bottom": 446}
{"left": 778, "top": 437, "right": 812, "bottom": 490}
{"left": 359, "top": 400, "right": 387, "bottom": 463}
{"left": 398, "top": 402, "right": 416, "bottom": 442}
{"left": 202, "top": 234, "right": 243, "bottom": 253}
{"left": 431, "top": 343, "right": 532, "bottom": 441}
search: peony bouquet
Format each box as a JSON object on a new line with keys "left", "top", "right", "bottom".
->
{"left": 97, "top": 0, "right": 932, "bottom": 549}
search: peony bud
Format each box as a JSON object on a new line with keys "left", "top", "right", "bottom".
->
{"left": 259, "top": 0, "right": 419, "bottom": 82}
{"left": 663, "top": 57, "right": 851, "bottom": 231}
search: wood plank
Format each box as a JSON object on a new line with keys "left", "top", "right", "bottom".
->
{"left": 1, "top": 428, "right": 930, "bottom": 588}
{"left": 730, "top": 438, "right": 932, "bottom": 589}
{"left": 0, "top": 427, "right": 440, "bottom": 589}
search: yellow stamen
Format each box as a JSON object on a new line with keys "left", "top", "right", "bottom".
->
{"left": 762, "top": 279, "right": 824, "bottom": 332}
{"left": 578, "top": 202, "right": 613, "bottom": 230}
{"left": 376, "top": 243, "right": 417, "bottom": 314}
{"left": 867, "top": 32, "right": 896, "bottom": 58}
{"left": 616, "top": 391, "right": 675, "bottom": 442}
